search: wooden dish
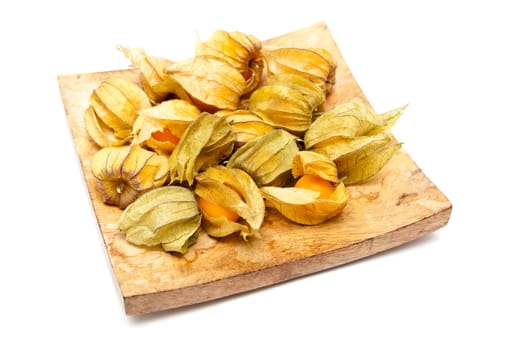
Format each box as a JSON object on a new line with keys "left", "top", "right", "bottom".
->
{"left": 57, "top": 22, "right": 452, "bottom": 315}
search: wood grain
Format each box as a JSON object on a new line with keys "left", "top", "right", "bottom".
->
{"left": 57, "top": 22, "right": 452, "bottom": 315}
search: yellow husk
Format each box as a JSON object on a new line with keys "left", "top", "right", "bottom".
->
{"left": 84, "top": 77, "right": 151, "bottom": 147}
{"left": 195, "top": 30, "right": 263, "bottom": 95}
{"left": 164, "top": 55, "right": 246, "bottom": 112}
{"left": 132, "top": 99, "right": 200, "bottom": 155}
{"left": 248, "top": 85, "right": 313, "bottom": 134}
{"left": 215, "top": 109, "right": 274, "bottom": 148}
{"left": 118, "top": 45, "right": 178, "bottom": 103}
{"left": 195, "top": 166, "right": 265, "bottom": 240}
{"left": 291, "top": 151, "right": 338, "bottom": 183}
{"left": 119, "top": 186, "right": 201, "bottom": 254}
{"left": 260, "top": 183, "right": 348, "bottom": 225}
{"left": 227, "top": 129, "right": 299, "bottom": 186}
{"left": 169, "top": 112, "right": 234, "bottom": 185}
{"left": 91, "top": 145, "right": 169, "bottom": 208}
{"left": 263, "top": 47, "right": 336, "bottom": 94}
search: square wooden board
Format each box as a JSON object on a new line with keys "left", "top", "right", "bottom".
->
{"left": 57, "top": 22, "right": 452, "bottom": 315}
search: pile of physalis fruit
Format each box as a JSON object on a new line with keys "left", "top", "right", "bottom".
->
{"left": 84, "top": 29, "right": 407, "bottom": 255}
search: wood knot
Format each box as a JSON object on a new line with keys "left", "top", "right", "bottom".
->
{"left": 396, "top": 192, "right": 418, "bottom": 206}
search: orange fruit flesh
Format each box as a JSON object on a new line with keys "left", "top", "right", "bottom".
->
{"left": 151, "top": 128, "right": 180, "bottom": 145}
{"left": 294, "top": 174, "right": 335, "bottom": 200}
{"left": 197, "top": 196, "right": 240, "bottom": 222}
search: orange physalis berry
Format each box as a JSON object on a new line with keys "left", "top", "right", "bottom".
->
{"left": 294, "top": 174, "right": 335, "bottom": 200}
{"left": 151, "top": 128, "right": 180, "bottom": 145}
{"left": 197, "top": 197, "right": 240, "bottom": 222}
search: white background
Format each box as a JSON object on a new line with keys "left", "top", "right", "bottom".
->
{"left": 1, "top": 0, "right": 523, "bottom": 349}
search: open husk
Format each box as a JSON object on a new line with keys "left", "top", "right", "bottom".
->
{"left": 195, "top": 166, "right": 265, "bottom": 240}
{"left": 260, "top": 183, "right": 348, "bottom": 225}
{"left": 305, "top": 99, "right": 407, "bottom": 184}
{"left": 313, "top": 133, "right": 402, "bottom": 185}
{"left": 131, "top": 99, "right": 200, "bottom": 155}
{"left": 291, "top": 150, "right": 339, "bottom": 183}
{"left": 260, "top": 150, "right": 347, "bottom": 225}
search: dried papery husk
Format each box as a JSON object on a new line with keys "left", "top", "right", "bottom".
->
{"left": 365, "top": 104, "right": 407, "bottom": 136}
{"left": 84, "top": 77, "right": 151, "bottom": 147}
{"left": 227, "top": 129, "right": 299, "bottom": 187}
{"left": 164, "top": 55, "right": 246, "bottom": 112}
{"left": 169, "top": 112, "right": 234, "bottom": 186}
{"left": 260, "top": 182, "right": 348, "bottom": 225}
{"left": 118, "top": 46, "right": 180, "bottom": 104}
{"left": 91, "top": 145, "right": 169, "bottom": 209}
{"left": 308, "top": 48, "right": 336, "bottom": 94}
{"left": 84, "top": 107, "right": 123, "bottom": 147}
{"left": 313, "top": 133, "right": 402, "bottom": 185}
{"left": 304, "top": 99, "right": 406, "bottom": 149}
{"left": 195, "top": 30, "right": 264, "bottom": 95}
{"left": 303, "top": 99, "right": 406, "bottom": 184}
{"left": 248, "top": 84, "right": 313, "bottom": 134}
{"left": 119, "top": 186, "right": 201, "bottom": 254}
{"left": 195, "top": 166, "right": 265, "bottom": 240}
{"left": 266, "top": 73, "right": 325, "bottom": 113}
{"left": 132, "top": 99, "right": 200, "bottom": 155}
{"left": 292, "top": 151, "right": 339, "bottom": 183}
{"left": 215, "top": 109, "right": 274, "bottom": 148}
{"left": 263, "top": 47, "right": 336, "bottom": 95}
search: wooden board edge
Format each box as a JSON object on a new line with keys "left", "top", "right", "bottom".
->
{"left": 124, "top": 205, "right": 452, "bottom": 315}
